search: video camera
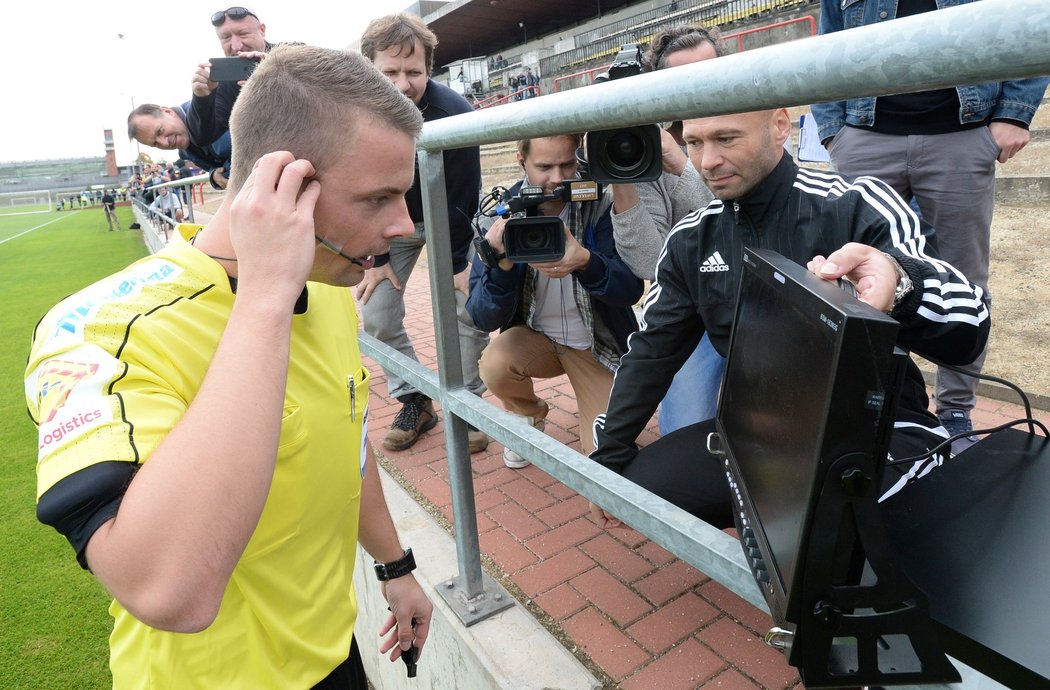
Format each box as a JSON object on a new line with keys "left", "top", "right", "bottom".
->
{"left": 474, "top": 181, "right": 600, "bottom": 265}
{"left": 586, "top": 44, "right": 663, "bottom": 185}
{"left": 472, "top": 45, "right": 660, "bottom": 268}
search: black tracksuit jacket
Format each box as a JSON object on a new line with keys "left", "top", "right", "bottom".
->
{"left": 592, "top": 154, "right": 990, "bottom": 472}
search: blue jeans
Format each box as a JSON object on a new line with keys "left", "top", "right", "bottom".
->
{"left": 658, "top": 333, "right": 725, "bottom": 435}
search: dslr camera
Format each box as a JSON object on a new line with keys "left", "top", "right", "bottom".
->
{"left": 586, "top": 44, "right": 663, "bottom": 185}
{"left": 474, "top": 181, "right": 600, "bottom": 265}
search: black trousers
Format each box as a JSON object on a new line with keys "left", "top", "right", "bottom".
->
{"left": 622, "top": 420, "right": 736, "bottom": 527}
{"left": 312, "top": 636, "right": 367, "bottom": 690}
{"left": 621, "top": 419, "right": 945, "bottom": 525}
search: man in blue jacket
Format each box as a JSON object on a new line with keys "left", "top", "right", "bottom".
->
{"left": 358, "top": 13, "right": 489, "bottom": 454}
{"left": 126, "top": 103, "right": 231, "bottom": 190}
{"left": 468, "top": 134, "right": 643, "bottom": 468}
{"left": 810, "top": 0, "right": 1049, "bottom": 453}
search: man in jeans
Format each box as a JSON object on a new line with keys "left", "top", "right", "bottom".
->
{"left": 811, "top": 0, "right": 1049, "bottom": 453}
{"left": 358, "top": 13, "right": 488, "bottom": 453}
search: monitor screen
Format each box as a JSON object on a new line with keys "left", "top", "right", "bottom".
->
{"left": 720, "top": 271, "right": 838, "bottom": 596}
{"left": 716, "top": 248, "right": 901, "bottom": 626}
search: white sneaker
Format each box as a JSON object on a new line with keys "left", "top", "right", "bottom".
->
{"left": 503, "top": 416, "right": 546, "bottom": 469}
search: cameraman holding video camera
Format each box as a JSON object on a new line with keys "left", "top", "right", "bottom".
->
{"left": 467, "top": 134, "right": 643, "bottom": 469}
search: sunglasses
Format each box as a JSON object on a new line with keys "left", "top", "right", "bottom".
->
{"left": 211, "top": 7, "right": 257, "bottom": 26}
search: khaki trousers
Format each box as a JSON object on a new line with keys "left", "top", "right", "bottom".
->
{"left": 480, "top": 326, "right": 613, "bottom": 454}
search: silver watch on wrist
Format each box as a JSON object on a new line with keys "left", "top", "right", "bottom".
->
{"left": 881, "top": 251, "right": 913, "bottom": 311}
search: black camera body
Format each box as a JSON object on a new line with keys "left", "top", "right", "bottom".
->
{"left": 476, "top": 181, "right": 600, "bottom": 265}
{"left": 586, "top": 45, "right": 663, "bottom": 185}
{"left": 504, "top": 215, "right": 566, "bottom": 263}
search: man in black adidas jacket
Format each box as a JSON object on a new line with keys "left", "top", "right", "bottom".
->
{"left": 589, "top": 108, "right": 990, "bottom": 528}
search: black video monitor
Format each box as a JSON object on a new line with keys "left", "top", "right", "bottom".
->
{"left": 715, "top": 248, "right": 903, "bottom": 627}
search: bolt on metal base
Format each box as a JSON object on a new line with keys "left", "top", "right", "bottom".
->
{"left": 437, "top": 573, "right": 515, "bottom": 626}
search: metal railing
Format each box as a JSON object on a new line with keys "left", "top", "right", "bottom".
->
{"left": 366, "top": 0, "right": 1050, "bottom": 682}
{"left": 550, "top": 15, "right": 817, "bottom": 94}
{"left": 473, "top": 86, "right": 542, "bottom": 109}
{"left": 552, "top": 65, "right": 608, "bottom": 93}
{"left": 723, "top": 14, "right": 816, "bottom": 52}
{"left": 130, "top": 173, "right": 208, "bottom": 251}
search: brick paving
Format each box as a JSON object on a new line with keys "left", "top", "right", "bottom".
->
{"left": 362, "top": 263, "right": 1050, "bottom": 689}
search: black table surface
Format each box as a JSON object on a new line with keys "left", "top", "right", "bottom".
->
{"left": 880, "top": 427, "right": 1050, "bottom": 688}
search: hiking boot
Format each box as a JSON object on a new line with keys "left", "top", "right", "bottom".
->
{"left": 504, "top": 416, "right": 546, "bottom": 469}
{"left": 937, "top": 408, "right": 978, "bottom": 456}
{"left": 467, "top": 424, "right": 490, "bottom": 453}
{"left": 382, "top": 394, "right": 438, "bottom": 451}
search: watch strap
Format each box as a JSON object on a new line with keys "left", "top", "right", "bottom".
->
{"left": 881, "top": 251, "right": 913, "bottom": 311}
{"left": 374, "top": 548, "right": 416, "bottom": 581}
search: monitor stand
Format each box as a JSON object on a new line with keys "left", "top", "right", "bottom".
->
{"left": 789, "top": 452, "right": 961, "bottom": 688}
{"left": 881, "top": 428, "right": 1050, "bottom": 688}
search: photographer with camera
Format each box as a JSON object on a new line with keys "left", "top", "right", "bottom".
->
{"left": 467, "top": 135, "right": 642, "bottom": 469}
{"left": 605, "top": 28, "right": 725, "bottom": 434}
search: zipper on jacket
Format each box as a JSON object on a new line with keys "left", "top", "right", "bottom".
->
{"left": 733, "top": 201, "right": 741, "bottom": 223}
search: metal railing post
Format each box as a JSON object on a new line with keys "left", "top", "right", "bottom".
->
{"left": 416, "top": 149, "right": 514, "bottom": 625}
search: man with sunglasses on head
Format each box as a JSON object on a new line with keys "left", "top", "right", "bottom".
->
{"left": 186, "top": 6, "right": 279, "bottom": 177}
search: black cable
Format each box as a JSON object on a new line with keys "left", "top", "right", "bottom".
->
{"left": 886, "top": 417, "right": 1050, "bottom": 466}
{"left": 922, "top": 355, "right": 1038, "bottom": 435}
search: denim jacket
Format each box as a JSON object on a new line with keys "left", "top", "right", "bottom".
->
{"left": 810, "top": 0, "right": 1050, "bottom": 142}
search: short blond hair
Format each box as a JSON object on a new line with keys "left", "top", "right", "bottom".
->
{"left": 228, "top": 45, "right": 422, "bottom": 191}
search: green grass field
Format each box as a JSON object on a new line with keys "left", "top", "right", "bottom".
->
{"left": 0, "top": 201, "right": 53, "bottom": 216}
{"left": 1, "top": 206, "right": 148, "bottom": 689}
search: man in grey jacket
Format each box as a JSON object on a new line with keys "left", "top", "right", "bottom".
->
{"left": 608, "top": 25, "right": 721, "bottom": 432}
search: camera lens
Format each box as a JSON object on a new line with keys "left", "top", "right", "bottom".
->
{"left": 607, "top": 131, "right": 644, "bottom": 170}
{"left": 593, "top": 126, "right": 657, "bottom": 180}
{"left": 504, "top": 217, "right": 565, "bottom": 263}
{"left": 521, "top": 227, "right": 546, "bottom": 249}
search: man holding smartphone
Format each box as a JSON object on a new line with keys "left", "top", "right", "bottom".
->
{"left": 186, "top": 6, "right": 274, "bottom": 180}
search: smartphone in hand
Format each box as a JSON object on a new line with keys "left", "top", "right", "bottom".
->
{"left": 209, "top": 57, "right": 258, "bottom": 82}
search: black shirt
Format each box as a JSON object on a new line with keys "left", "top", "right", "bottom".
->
{"left": 871, "top": 0, "right": 979, "bottom": 135}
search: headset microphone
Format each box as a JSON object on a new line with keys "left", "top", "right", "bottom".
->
{"left": 315, "top": 235, "right": 365, "bottom": 266}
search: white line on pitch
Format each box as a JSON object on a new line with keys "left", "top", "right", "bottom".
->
{"left": 0, "top": 212, "right": 79, "bottom": 246}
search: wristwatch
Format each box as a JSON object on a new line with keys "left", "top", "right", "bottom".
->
{"left": 881, "top": 251, "right": 914, "bottom": 311}
{"left": 374, "top": 548, "right": 416, "bottom": 581}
